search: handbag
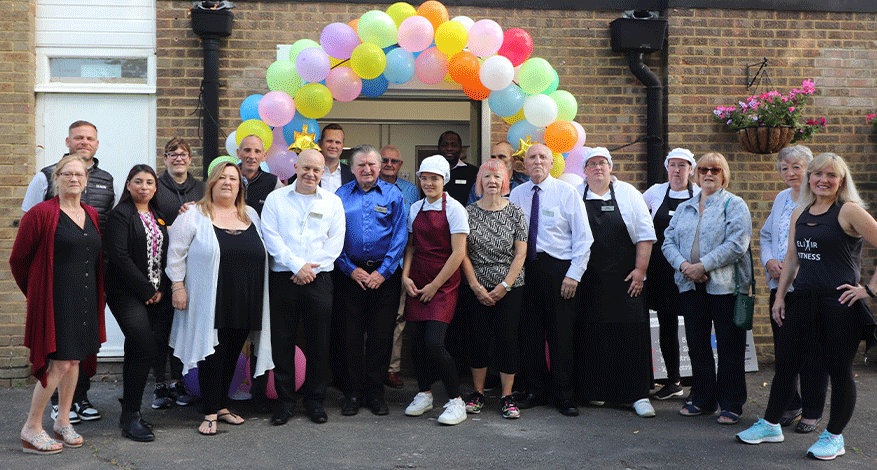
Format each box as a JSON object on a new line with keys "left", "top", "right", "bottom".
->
{"left": 723, "top": 197, "right": 755, "bottom": 330}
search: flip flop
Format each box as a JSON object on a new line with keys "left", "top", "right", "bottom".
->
{"left": 198, "top": 419, "right": 217, "bottom": 436}
{"left": 53, "top": 424, "right": 83, "bottom": 448}
{"left": 217, "top": 411, "right": 244, "bottom": 425}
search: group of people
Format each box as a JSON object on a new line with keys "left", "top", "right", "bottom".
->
{"left": 11, "top": 121, "right": 877, "bottom": 462}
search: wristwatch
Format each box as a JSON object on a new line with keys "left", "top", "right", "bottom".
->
{"left": 501, "top": 281, "right": 512, "bottom": 292}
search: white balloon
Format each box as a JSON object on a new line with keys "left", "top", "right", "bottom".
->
{"left": 479, "top": 55, "right": 514, "bottom": 91}
{"left": 523, "top": 94, "right": 559, "bottom": 128}
{"left": 557, "top": 173, "right": 584, "bottom": 187}
{"left": 225, "top": 131, "right": 238, "bottom": 157}
{"left": 450, "top": 16, "right": 475, "bottom": 31}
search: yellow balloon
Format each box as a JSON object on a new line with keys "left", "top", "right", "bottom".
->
{"left": 350, "top": 43, "right": 387, "bottom": 80}
{"left": 329, "top": 56, "right": 347, "bottom": 68}
{"left": 550, "top": 152, "right": 566, "bottom": 178}
{"left": 434, "top": 21, "right": 468, "bottom": 56}
{"left": 236, "top": 119, "right": 273, "bottom": 149}
{"left": 386, "top": 2, "right": 416, "bottom": 27}
{"left": 503, "top": 108, "right": 526, "bottom": 125}
{"left": 295, "top": 83, "right": 334, "bottom": 120}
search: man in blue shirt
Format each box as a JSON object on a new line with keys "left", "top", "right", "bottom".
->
{"left": 379, "top": 145, "right": 419, "bottom": 389}
{"left": 335, "top": 145, "right": 408, "bottom": 416}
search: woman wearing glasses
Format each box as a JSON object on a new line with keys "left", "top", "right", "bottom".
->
{"left": 662, "top": 152, "right": 752, "bottom": 425}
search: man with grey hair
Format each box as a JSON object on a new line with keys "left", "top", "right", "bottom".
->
{"left": 334, "top": 145, "right": 408, "bottom": 416}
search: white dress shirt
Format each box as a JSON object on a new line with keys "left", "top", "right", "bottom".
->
{"left": 261, "top": 185, "right": 346, "bottom": 274}
{"left": 578, "top": 178, "right": 657, "bottom": 244}
{"left": 509, "top": 175, "right": 593, "bottom": 281}
{"left": 407, "top": 194, "right": 470, "bottom": 235}
{"left": 321, "top": 165, "right": 343, "bottom": 194}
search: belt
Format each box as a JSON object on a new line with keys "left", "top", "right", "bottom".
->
{"left": 354, "top": 259, "right": 382, "bottom": 270}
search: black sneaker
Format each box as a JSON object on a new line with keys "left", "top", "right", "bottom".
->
{"left": 654, "top": 383, "right": 684, "bottom": 400}
{"left": 73, "top": 398, "right": 101, "bottom": 421}
{"left": 152, "top": 383, "right": 172, "bottom": 409}
{"left": 465, "top": 391, "right": 485, "bottom": 414}
{"left": 170, "top": 382, "right": 194, "bottom": 406}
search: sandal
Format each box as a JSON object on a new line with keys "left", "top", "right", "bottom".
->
{"left": 717, "top": 410, "right": 740, "bottom": 425}
{"left": 795, "top": 417, "right": 821, "bottom": 434}
{"left": 21, "top": 430, "right": 63, "bottom": 455}
{"left": 779, "top": 407, "right": 802, "bottom": 426}
{"left": 198, "top": 419, "right": 217, "bottom": 436}
{"left": 53, "top": 423, "right": 83, "bottom": 447}
{"left": 217, "top": 411, "right": 244, "bottom": 425}
{"left": 679, "top": 403, "right": 704, "bottom": 416}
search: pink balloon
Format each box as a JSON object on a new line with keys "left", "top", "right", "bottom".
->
{"left": 398, "top": 15, "right": 434, "bottom": 53}
{"left": 498, "top": 28, "right": 534, "bottom": 66}
{"left": 467, "top": 19, "right": 504, "bottom": 57}
{"left": 570, "top": 121, "right": 587, "bottom": 148}
{"left": 565, "top": 147, "right": 587, "bottom": 178}
{"left": 267, "top": 150, "right": 299, "bottom": 182}
{"left": 415, "top": 47, "right": 448, "bottom": 85}
{"left": 265, "top": 346, "right": 306, "bottom": 398}
{"left": 265, "top": 126, "right": 288, "bottom": 161}
{"left": 320, "top": 22, "right": 359, "bottom": 60}
{"left": 258, "top": 91, "right": 296, "bottom": 127}
{"left": 295, "top": 47, "right": 331, "bottom": 84}
{"left": 326, "top": 67, "right": 363, "bottom": 102}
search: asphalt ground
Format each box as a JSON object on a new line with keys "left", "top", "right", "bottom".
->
{"left": 2, "top": 364, "right": 876, "bottom": 470}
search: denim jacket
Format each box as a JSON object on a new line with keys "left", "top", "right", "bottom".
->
{"left": 661, "top": 188, "right": 752, "bottom": 295}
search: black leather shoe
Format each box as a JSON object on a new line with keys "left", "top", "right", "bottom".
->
{"left": 304, "top": 402, "right": 328, "bottom": 424}
{"left": 518, "top": 392, "right": 547, "bottom": 409}
{"left": 556, "top": 399, "right": 579, "bottom": 417}
{"left": 119, "top": 410, "right": 155, "bottom": 442}
{"left": 271, "top": 403, "right": 295, "bottom": 426}
{"left": 341, "top": 396, "right": 360, "bottom": 416}
{"left": 366, "top": 397, "right": 389, "bottom": 416}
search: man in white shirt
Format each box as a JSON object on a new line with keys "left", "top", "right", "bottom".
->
{"left": 261, "top": 149, "right": 346, "bottom": 425}
{"left": 317, "top": 123, "right": 354, "bottom": 193}
{"left": 508, "top": 143, "right": 593, "bottom": 417}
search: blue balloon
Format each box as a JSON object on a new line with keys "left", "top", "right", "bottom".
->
{"left": 240, "top": 94, "right": 263, "bottom": 121}
{"left": 383, "top": 48, "right": 415, "bottom": 84}
{"left": 507, "top": 119, "right": 541, "bottom": 146}
{"left": 361, "top": 75, "right": 389, "bottom": 98}
{"left": 283, "top": 111, "right": 320, "bottom": 146}
{"left": 488, "top": 84, "right": 525, "bottom": 117}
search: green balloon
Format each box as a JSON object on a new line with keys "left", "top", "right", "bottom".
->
{"left": 550, "top": 90, "right": 578, "bottom": 121}
{"left": 288, "top": 39, "right": 321, "bottom": 62}
{"left": 358, "top": 10, "right": 398, "bottom": 49}
{"left": 542, "top": 68, "right": 559, "bottom": 95}
{"left": 266, "top": 60, "right": 303, "bottom": 96}
{"left": 518, "top": 58, "right": 553, "bottom": 95}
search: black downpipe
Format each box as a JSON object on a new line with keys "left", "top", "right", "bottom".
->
{"left": 627, "top": 52, "right": 663, "bottom": 187}
{"left": 201, "top": 37, "right": 221, "bottom": 178}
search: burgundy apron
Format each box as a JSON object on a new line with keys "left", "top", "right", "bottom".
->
{"left": 404, "top": 194, "right": 460, "bottom": 323}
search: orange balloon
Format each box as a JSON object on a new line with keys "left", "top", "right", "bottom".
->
{"left": 464, "top": 83, "right": 490, "bottom": 101}
{"left": 348, "top": 18, "right": 359, "bottom": 32}
{"left": 544, "top": 120, "right": 578, "bottom": 154}
{"left": 417, "top": 1, "right": 448, "bottom": 32}
{"left": 448, "top": 51, "right": 480, "bottom": 88}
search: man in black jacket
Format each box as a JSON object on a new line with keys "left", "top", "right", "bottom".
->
{"left": 237, "top": 134, "right": 282, "bottom": 215}
{"left": 437, "top": 130, "right": 478, "bottom": 205}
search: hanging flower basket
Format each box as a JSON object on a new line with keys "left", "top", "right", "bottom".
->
{"left": 736, "top": 126, "right": 795, "bottom": 154}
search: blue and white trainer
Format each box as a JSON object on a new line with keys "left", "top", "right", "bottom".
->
{"left": 807, "top": 430, "right": 845, "bottom": 460}
{"left": 736, "top": 418, "right": 784, "bottom": 444}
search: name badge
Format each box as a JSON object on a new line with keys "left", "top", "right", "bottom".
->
{"left": 668, "top": 210, "right": 675, "bottom": 216}
{"left": 541, "top": 209, "right": 554, "bottom": 217}
{"left": 308, "top": 212, "right": 323, "bottom": 219}
{"left": 601, "top": 205, "right": 615, "bottom": 212}
{"left": 455, "top": 179, "right": 467, "bottom": 185}
{"left": 374, "top": 205, "right": 388, "bottom": 214}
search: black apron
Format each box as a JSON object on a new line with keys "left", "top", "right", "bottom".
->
{"left": 646, "top": 183, "right": 693, "bottom": 312}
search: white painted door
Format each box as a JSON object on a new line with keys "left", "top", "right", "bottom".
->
{"left": 36, "top": 92, "right": 157, "bottom": 357}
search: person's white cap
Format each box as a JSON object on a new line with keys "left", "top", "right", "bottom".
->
{"left": 416, "top": 155, "right": 451, "bottom": 182}
{"left": 583, "top": 147, "right": 612, "bottom": 170}
{"left": 664, "top": 148, "right": 696, "bottom": 170}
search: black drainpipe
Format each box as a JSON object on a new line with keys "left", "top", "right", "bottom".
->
{"left": 191, "top": 3, "right": 234, "bottom": 178}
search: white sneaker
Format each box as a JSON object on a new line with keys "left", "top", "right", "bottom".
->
{"left": 437, "top": 397, "right": 467, "bottom": 425}
{"left": 405, "top": 392, "right": 434, "bottom": 416}
{"left": 50, "top": 405, "right": 81, "bottom": 424}
{"left": 633, "top": 398, "right": 656, "bottom": 418}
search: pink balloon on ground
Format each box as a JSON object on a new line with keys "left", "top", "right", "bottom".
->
{"left": 571, "top": 121, "right": 587, "bottom": 148}
{"left": 295, "top": 47, "right": 331, "bottom": 83}
{"left": 467, "top": 19, "right": 503, "bottom": 57}
{"left": 565, "top": 147, "right": 587, "bottom": 178}
{"left": 265, "top": 346, "right": 306, "bottom": 399}
{"left": 397, "top": 15, "right": 434, "bottom": 52}
{"left": 414, "top": 47, "right": 448, "bottom": 85}
{"left": 320, "top": 22, "right": 359, "bottom": 60}
{"left": 326, "top": 67, "right": 363, "bottom": 102}
{"left": 258, "top": 91, "right": 296, "bottom": 127}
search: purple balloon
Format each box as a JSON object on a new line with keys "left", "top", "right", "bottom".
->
{"left": 295, "top": 47, "right": 331, "bottom": 84}
{"left": 565, "top": 147, "right": 587, "bottom": 178}
{"left": 268, "top": 150, "right": 299, "bottom": 182}
{"left": 320, "top": 22, "right": 360, "bottom": 60}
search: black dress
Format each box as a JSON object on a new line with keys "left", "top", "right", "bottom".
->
{"left": 50, "top": 211, "right": 102, "bottom": 360}
{"left": 213, "top": 224, "right": 265, "bottom": 330}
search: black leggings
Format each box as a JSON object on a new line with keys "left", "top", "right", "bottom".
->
{"left": 198, "top": 328, "right": 249, "bottom": 415}
{"left": 470, "top": 288, "right": 523, "bottom": 374}
{"left": 409, "top": 320, "right": 459, "bottom": 399}
{"left": 765, "top": 293, "right": 860, "bottom": 434}
{"left": 152, "top": 297, "right": 184, "bottom": 384}
{"left": 654, "top": 295, "right": 682, "bottom": 384}
{"left": 107, "top": 292, "right": 160, "bottom": 412}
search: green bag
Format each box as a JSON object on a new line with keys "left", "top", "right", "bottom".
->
{"left": 724, "top": 197, "right": 754, "bottom": 330}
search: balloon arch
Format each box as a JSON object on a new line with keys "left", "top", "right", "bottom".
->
{"left": 228, "top": 1, "right": 588, "bottom": 183}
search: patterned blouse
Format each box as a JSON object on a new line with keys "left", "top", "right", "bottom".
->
{"left": 465, "top": 202, "right": 528, "bottom": 289}
{"left": 138, "top": 210, "right": 164, "bottom": 291}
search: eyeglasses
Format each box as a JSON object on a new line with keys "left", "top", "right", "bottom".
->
{"left": 585, "top": 160, "right": 610, "bottom": 168}
{"left": 698, "top": 167, "right": 722, "bottom": 175}
{"left": 381, "top": 158, "right": 401, "bottom": 165}
{"left": 59, "top": 172, "right": 87, "bottom": 179}
{"left": 165, "top": 152, "right": 190, "bottom": 160}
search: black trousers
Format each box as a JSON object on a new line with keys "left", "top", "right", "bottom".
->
{"left": 151, "top": 296, "right": 184, "bottom": 384}
{"left": 470, "top": 287, "right": 523, "bottom": 374}
{"left": 654, "top": 285, "right": 683, "bottom": 384}
{"left": 270, "top": 271, "right": 332, "bottom": 405}
{"left": 106, "top": 292, "right": 160, "bottom": 412}
{"left": 409, "top": 320, "right": 460, "bottom": 399}
{"left": 520, "top": 255, "right": 578, "bottom": 402}
{"left": 198, "top": 328, "right": 249, "bottom": 415}
{"left": 336, "top": 269, "right": 401, "bottom": 400}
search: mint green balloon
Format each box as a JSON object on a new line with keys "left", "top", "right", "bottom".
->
{"left": 550, "top": 90, "right": 578, "bottom": 121}
{"left": 266, "top": 60, "right": 303, "bottom": 96}
{"left": 542, "top": 68, "right": 559, "bottom": 95}
{"left": 288, "top": 39, "right": 321, "bottom": 62}
{"left": 358, "top": 10, "right": 398, "bottom": 48}
{"left": 518, "top": 57, "right": 554, "bottom": 95}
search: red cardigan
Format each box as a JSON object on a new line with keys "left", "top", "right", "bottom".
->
{"left": 10, "top": 197, "right": 106, "bottom": 386}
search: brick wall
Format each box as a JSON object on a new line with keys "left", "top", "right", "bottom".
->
{"left": 0, "top": 0, "right": 35, "bottom": 386}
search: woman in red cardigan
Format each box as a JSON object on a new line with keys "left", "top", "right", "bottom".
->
{"left": 10, "top": 154, "right": 106, "bottom": 455}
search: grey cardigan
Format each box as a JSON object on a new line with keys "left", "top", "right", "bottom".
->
{"left": 661, "top": 188, "right": 752, "bottom": 295}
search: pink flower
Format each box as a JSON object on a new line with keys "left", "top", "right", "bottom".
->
{"left": 867, "top": 114, "right": 876, "bottom": 121}
{"left": 789, "top": 107, "right": 795, "bottom": 112}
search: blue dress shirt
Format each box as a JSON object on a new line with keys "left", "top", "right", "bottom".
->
{"left": 335, "top": 179, "right": 408, "bottom": 279}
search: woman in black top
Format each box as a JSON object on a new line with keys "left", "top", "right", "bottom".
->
{"left": 105, "top": 164, "right": 168, "bottom": 442}
{"left": 737, "top": 153, "right": 877, "bottom": 461}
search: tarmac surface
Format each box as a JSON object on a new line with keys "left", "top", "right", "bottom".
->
{"left": 1, "top": 364, "right": 876, "bottom": 470}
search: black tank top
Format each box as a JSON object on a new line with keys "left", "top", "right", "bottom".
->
{"left": 792, "top": 202, "right": 862, "bottom": 291}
